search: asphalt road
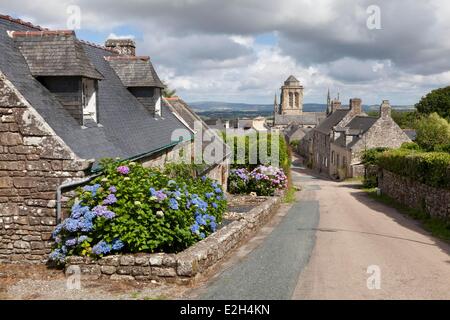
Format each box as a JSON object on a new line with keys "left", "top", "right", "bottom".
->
{"left": 197, "top": 162, "right": 450, "bottom": 300}
{"left": 200, "top": 199, "right": 319, "bottom": 299}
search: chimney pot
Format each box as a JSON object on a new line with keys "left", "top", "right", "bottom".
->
{"left": 349, "top": 98, "right": 362, "bottom": 115}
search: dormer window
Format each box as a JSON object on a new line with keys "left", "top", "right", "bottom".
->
{"left": 82, "top": 78, "right": 98, "bottom": 123}
{"left": 11, "top": 30, "right": 103, "bottom": 126}
{"left": 105, "top": 52, "right": 165, "bottom": 118}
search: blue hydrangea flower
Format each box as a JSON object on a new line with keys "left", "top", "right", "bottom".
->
{"left": 205, "top": 192, "right": 214, "bottom": 199}
{"left": 201, "top": 176, "right": 207, "bottom": 182}
{"left": 212, "top": 202, "right": 218, "bottom": 209}
{"left": 190, "top": 223, "right": 200, "bottom": 234}
{"left": 214, "top": 187, "right": 222, "bottom": 194}
{"left": 65, "top": 238, "right": 77, "bottom": 247}
{"left": 196, "top": 215, "right": 207, "bottom": 226}
{"left": 199, "top": 232, "right": 206, "bottom": 239}
{"left": 51, "top": 223, "right": 63, "bottom": 238}
{"left": 79, "top": 218, "right": 94, "bottom": 232}
{"left": 83, "top": 184, "right": 101, "bottom": 197}
{"left": 93, "top": 205, "right": 116, "bottom": 219}
{"left": 210, "top": 221, "right": 217, "bottom": 232}
{"left": 108, "top": 186, "right": 117, "bottom": 193}
{"left": 112, "top": 239, "right": 124, "bottom": 251}
{"left": 78, "top": 235, "right": 88, "bottom": 243}
{"left": 103, "top": 194, "right": 117, "bottom": 205}
{"left": 169, "top": 198, "right": 179, "bottom": 210}
{"left": 92, "top": 240, "right": 112, "bottom": 255}
{"left": 49, "top": 248, "right": 65, "bottom": 263}
{"left": 64, "top": 218, "right": 79, "bottom": 232}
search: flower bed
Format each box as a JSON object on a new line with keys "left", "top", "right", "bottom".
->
{"left": 228, "top": 165, "right": 288, "bottom": 196}
{"left": 65, "top": 190, "right": 285, "bottom": 284}
{"left": 49, "top": 160, "right": 227, "bottom": 264}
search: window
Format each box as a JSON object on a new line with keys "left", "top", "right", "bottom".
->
{"left": 289, "top": 92, "right": 294, "bottom": 107}
{"left": 336, "top": 154, "right": 340, "bottom": 167}
{"left": 343, "top": 156, "right": 347, "bottom": 167}
{"left": 295, "top": 92, "right": 300, "bottom": 108}
{"left": 331, "top": 151, "right": 335, "bottom": 164}
{"left": 82, "top": 78, "right": 98, "bottom": 123}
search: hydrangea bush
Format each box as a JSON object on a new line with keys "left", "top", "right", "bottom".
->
{"left": 49, "top": 159, "right": 226, "bottom": 264}
{"left": 228, "top": 165, "right": 287, "bottom": 196}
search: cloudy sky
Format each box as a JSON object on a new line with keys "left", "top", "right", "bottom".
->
{"left": 1, "top": 0, "right": 450, "bottom": 105}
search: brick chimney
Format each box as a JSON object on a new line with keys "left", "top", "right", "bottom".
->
{"left": 105, "top": 39, "right": 136, "bottom": 56}
{"left": 349, "top": 98, "right": 362, "bottom": 115}
{"left": 380, "top": 100, "right": 391, "bottom": 119}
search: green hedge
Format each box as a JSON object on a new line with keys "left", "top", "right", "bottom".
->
{"left": 377, "top": 149, "right": 450, "bottom": 189}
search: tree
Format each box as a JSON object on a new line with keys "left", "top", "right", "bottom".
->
{"left": 162, "top": 82, "right": 177, "bottom": 98}
{"left": 415, "top": 112, "right": 450, "bottom": 151}
{"left": 415, "top": 86, "right": 450, "bottom": 119}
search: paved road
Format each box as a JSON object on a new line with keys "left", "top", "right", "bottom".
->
{"left": 200, "top": 200, "right": 319, "bottom": 299}
{"left": 293, "top": 165, "right": 450, "bottom": 299}
{"left": 196, "top": 162, "right": 450, "bottom": 299}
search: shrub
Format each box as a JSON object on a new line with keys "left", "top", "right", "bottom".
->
{"left": 376, "top": 149, "right": 450, "bottom": 189}
{"left": 361, "top": 147, "right": 390, "bottom": 165}
{"left": 415, "top": 113, "right": 450, "bottom": 152}
{"left": 49, "top": 159, "right": 227, "bottom": 264}
{"left": 400, "top": 142, "right": 421, "bottom": 151}
{"left": 228, "top": 165, "right": 287, "bottom": 196}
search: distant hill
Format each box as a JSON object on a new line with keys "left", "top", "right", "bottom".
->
{"left": 188, "top": 101, "right": 415, "bottom": 120}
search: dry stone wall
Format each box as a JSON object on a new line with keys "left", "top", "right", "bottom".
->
{"left": 379, "top": 169, "right": 450, "bottom": 220}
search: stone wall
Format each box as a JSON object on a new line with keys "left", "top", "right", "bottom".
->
{"left": 65, "top": 193, "right": 284, "bottom": 283}
{"left": 0, "top": 72, "right": 92, "bottom": 263}
{"left": 378, "top": 169, "right": 450, "bottom": 220}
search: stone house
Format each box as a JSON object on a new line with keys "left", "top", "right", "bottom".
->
{"left": 0, "top": 15, "right": 228, "bottom": 263}
{"left": 307, "top": 98, "right": 410, "bottom": 178}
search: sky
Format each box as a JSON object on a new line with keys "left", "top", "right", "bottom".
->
{"left": 1, "top": 0, "right": 450, "bottom": 105}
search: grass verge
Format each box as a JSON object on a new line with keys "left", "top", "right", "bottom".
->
{"left": 364, "top": 188, "right": 450, "bottom": 242}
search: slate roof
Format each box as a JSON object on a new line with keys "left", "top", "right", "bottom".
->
{"left": 314, "top": 109, "right": 349, "bottom": 134}
{"left": 12, "top": 30, "right": 103, "bottom": 79}
{"left": 274, "top": 112, "right": 325, "bottom": 126}
{"left": 106, "top": 56, "right": 164, "bottom": 88}
{"left": 284, "top": 75, "right": 300, "bottom": 86}
{"left": 0, "top": 16, "right": 191, "bottom": 169}
{"left": 346, "top": 116, "right": 378, "bottom": 134}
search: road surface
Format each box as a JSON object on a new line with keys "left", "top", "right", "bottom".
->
{"left": 195, "top": 161, "right": 450, "bottom": 299}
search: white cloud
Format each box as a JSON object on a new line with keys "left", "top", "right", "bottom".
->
{"left": 1, "top": 0, "right": 450, "bottom": 104}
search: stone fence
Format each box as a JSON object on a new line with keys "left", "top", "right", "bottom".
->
{"left": 65, "top": 192, "right": 284, "bottom": 284}
{"left": 378, "top": 169, "right": 450, "bottom": 220}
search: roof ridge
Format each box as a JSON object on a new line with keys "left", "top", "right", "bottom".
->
{"left": 10, "top": 30, "right": 75, "bottom": 37}
{"left": 0, "top": 14, "right": 47, "bottom": 31}
{"left": 79, "top": 39, "right": 120, "bottom": 53}
{"left": 104, "top": 55, "right": 150, "bottom": 61}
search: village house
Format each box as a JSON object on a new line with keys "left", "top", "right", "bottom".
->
{"left": 0, "top": 14, "right": 228, "bottom": 263}
{"left": 305, "top": 98, "right": 411, "bottom": 179}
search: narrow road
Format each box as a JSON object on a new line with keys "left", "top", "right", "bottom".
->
{"left": 195, "top": 161, "right": 450, "bottom": 300}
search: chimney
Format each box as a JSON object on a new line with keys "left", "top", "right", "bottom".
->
{"left": 380, "top": 100, "right": 391, "bottom": 118}
{"left": 349, "top": 98, "right": 362, "bottom": 115}
{"left": 331, "top": 99, "right": 342, "bottom": 113}
{"left": 105, "top": 39, "right": 136, "bottom": 56}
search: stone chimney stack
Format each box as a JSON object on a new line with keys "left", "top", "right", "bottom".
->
{"left": 349, "top": 98, "right": 362, "bottom": 115}
{"left": 105, "top": 39, "right": 136, "bottom": 56}
{"left": 380, "top": 100, "right": 391, "bottom": 119}
{"left": 331, "top": 99, "right": 342, "bottom": 113}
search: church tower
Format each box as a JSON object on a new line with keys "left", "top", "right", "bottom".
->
{"left": 279, "top": 75, "right": 303, "bottom": 115}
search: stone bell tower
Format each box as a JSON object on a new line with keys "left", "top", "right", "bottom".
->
{"left": 279, "top": 75, "right": 303, "bottom": 115}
